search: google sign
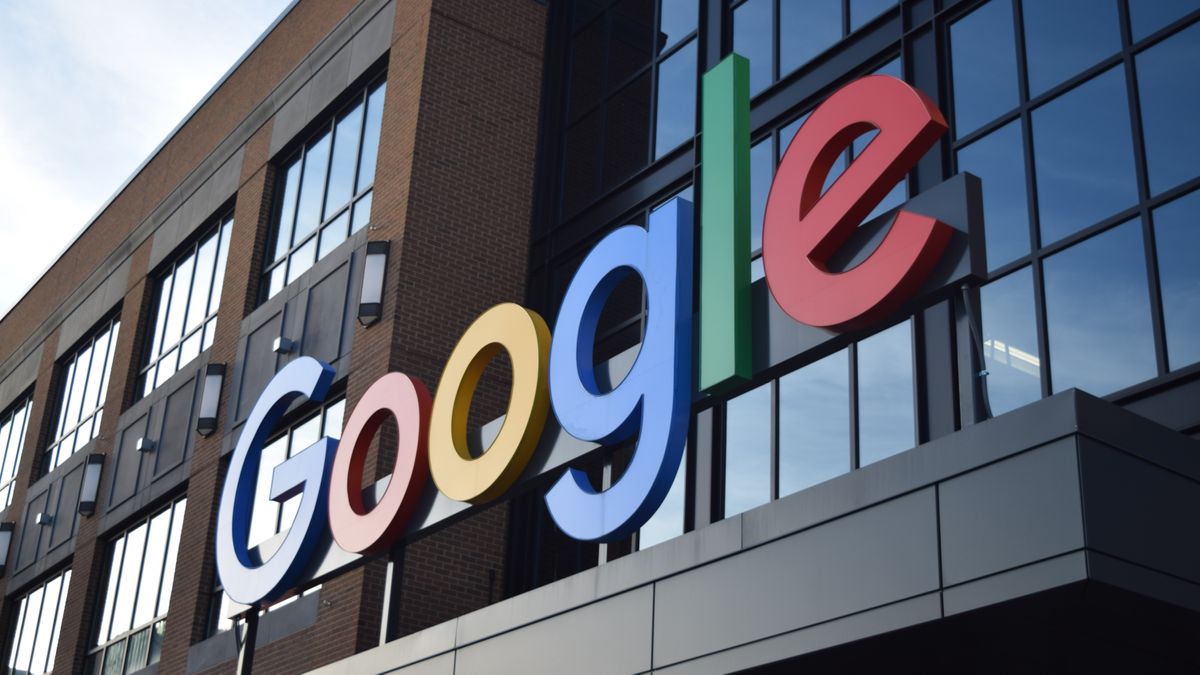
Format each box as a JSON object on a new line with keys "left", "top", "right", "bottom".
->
{"left": 217, "top": 56, "right": 957, "bottom": 607}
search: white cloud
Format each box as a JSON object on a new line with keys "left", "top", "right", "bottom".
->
{"left": 0, "top": 0, "right": 293, "bottom": 317}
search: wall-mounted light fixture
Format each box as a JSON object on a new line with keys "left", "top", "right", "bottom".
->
{"left": 0, "top": 522, "right": 13, "bottom": 576}
{"left": 35, "top": 512, "right": 53, "bottom": 526}
{"left": 273, "top": 337, "right": 297, "bottom": 354}
{"left": 79, "top": 453, "right": 105, "bottom": 516}
{"left": 136, "top": 437, "right": 156, "bottom": 453}
{"left": 358, "top": 241, "right": 389, "bottom": 326}
{"left": 198, "top": 363, "right": 225, "bottom": 437}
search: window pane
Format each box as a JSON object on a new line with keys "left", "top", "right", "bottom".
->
{"left": 602, "top": 71, "right": 651, "bottom": 187}
{"left": 724, "top": 382, "right": 772, "bottom": 517}
{"left": 851, "top": 0, "right": 894, "bottom": 30}
{"left": 47, "top": 571, "right": 70, "bottom": 673}
{"left": 274, "top": 159, "right": 302, "bottom": 260}
{"left": 112, "top": 522, "right": 147, "bottom": 637}
{"left": 351, "top": 191, "right": 373, "bottom": 233}
{"left": 1022, "top": 0, "right": 1121, "bottom": 96}
{"left": 1153, "top": 190, "right": 1200, "bottom": 370}
{"left": 30, "top": 574, "right": 61, "bottom": 673}
{"left": 950, "top": 0, "right": 1019, "bottom": 136}
{"left": 318, "top": 210, "right": 350, "bottom": 259}
{"left": 562, "top": 110, "right": 602, "bottom": 215}
{"left": 157, "top": 501, "right": 187, "bottom": 615}
{"left": 209, "top": 219, "right": 232, "bottom": 315}
{"left": 15, "top": 585, "right": 43, "bottom": 674}
{"left": 569, "top": 18, "right": 605, "bottom": 119}
{"left": 63, "top": 349, "right": 90, "bottom": 435}
{"left": 780, "top": 0, "right": 840, "bottom": 78}
{"left": 163, "top": 251, "right": 195, "bottom": 349}
{"left": 957, "top": 119, "right": 1030, "bottom": 269}
{"left": 609, "top": 0, "right": 654, "bottom": 87}
{"left": 287, "top": 238, "right": 317, "bottom": 284}
{"left": 1129, "top": 0, "right": 1200, "bottom": 40}
{"left": 638, "top": 445, "right": 685, "bottom": 549}
{"left": 659, "top": 0, "right": 698, "bottom": 51}
{"left": 294, "top": 131, "right": 332, "bottom": 244}
{"left": 325, "top": 103, "right": 364, "bottom": 219}
{"left": 1136, "top": 21, "right": 1200, "bottom": 196}
{"left": 183, "top": 233, "right": 219, "bottom": 338}
{"left": 358, "top": 81, "right": 386, "bottom": 191}
{"left": 779, "top": 349, "right": 850, "bottom": 496}
{"left": 980, "top": 267, "right": 1042, "bottom": 415}
{"left": 749, "top": 139, "right": 772, "bottom": 253}
{"left": 1044, "top": 221, "right": 1156, "bottom": 394}
{"left": 858, "top": 321, "right": 915, "bottom": 466}
{"left": 132, "top": 510, "right": 171, "bottom": 627}
{"left": 1032, "top": 66, "right": 1137, "bottom": 244}
{"left": 323, "top": 399, "right": 346, "bottom": 438}
{"left": 149, "top": 270, "right": 174, "bottom": 359}
{"left": 654, "top": 39, "right": 696, "bottom": 158}
{"left": 98, "top": 538, "right": 124, "bottom": 645}
{"left": 734, "top": 0, "right": 772, "bottom": 96}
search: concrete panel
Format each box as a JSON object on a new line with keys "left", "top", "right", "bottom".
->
{"left": 48, "top": 463, "right": 83, "bottom": 551}
{"left": 308, "top": 46, "right": 352, "bottom": 123}
{"left": 652, "top": 489, "right": 940, "bottom": 667}
{"left": 55, "top": 258, "right": 130, "bottom": 359}
{"left": 109, "top": 415, "right": 149, "bottom": 508}
{"left": 455, "top": 587, "right": 653, "bottom": 675}
{"left": 236, "top": 313, "right": 284, "bottom": 420}
{"left": 1079, "top": 438, "right": 1200, "bottom": 584}
{"left": 270, "top": 81, "right": 314, "bottom": 157}
{"left": 15, "top": 489, "right": 47, "bottom": 572}
{"left": 350, "top": 1, "right": 395, "bottom": 79}
{"left": 154, "top": 375, "right": 197, "bottom": 477}
{"left": 942, "top": 551, "right": 1088, "bottom": 616}
{"left": 148, "top": 147, "right": 244, "bottom": 270}
{"left": 939, "top": 439, "right": 1084, "bottom": 586}
{"left": 302, "top": 262, "right": 351, "bottom": 365}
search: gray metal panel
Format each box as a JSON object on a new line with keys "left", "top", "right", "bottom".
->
{"left": 1087, "top": 550, "right": 1200, "bottom": 614}
{"left": 54, "top": 257, "right": 130, "bottom": 359}
{"left": 301, "top": 262, "right": 351, "bottom": 365}
{"left": 1079, "top": 438, "right": 1200, "bottom": 585}
{"left": 269, "top": 78, "right": 315, "bottom": 157}
{"left": 308, "top": 46, "right": 353, "bottom": 125}
{"left": 652, "top": 489, "right": 940, "bottom": 668}
{"left": 154, "top": 375, "right": 197, "bottom": 477}
{"left": 350, "top": 1, "right": 395, "bottom": 79}
{"left": 237, "top": 312, "right": 284, "bottom": 420}
{"left": 386, "top": 654, "right": 455, "bottom": 675}
{"left": 938, "top": 439, "right": 1085, "bottom": 586}
{"left": 14, "top": 489, "right": 47, "bottom": 572}
{"left": 454, "top": 587, "right": 653, "bottom": 675}
{"left": 942, "top": 551, "right": 1088, "bottom": 616}
{"left": 148, "top": 147, "right": 244, "bottom": 270}
{"left": 110, "top": 414, "right": 150, "bottom": 508}
{"left": 48, "top": 463, "right": 83, "bottom": 551}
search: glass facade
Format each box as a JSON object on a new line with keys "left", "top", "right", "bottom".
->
{"left": 6, "top": 569, "right": 71, "bottom": 675}
{"left": 91, "top": 499, "right": 187, "bottom": 675}
{"left": 45, "top": 316, "right": 120, "bottom": 475}
{"left": 264, "top": 77, "right": 385, "bottom": 300}
{"left": 0, "top": 395, "right": 31, "bottom": 508}
{"left": 140, "top": 213, "right": 233, "bottom": 398}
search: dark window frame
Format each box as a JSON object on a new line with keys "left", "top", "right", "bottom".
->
{"left": 42, "top": 312, "right": 121, "bottom": 478}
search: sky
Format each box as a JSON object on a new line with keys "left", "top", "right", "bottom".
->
{"left": 0, "top": 0, "right": 294, "bottom": 317}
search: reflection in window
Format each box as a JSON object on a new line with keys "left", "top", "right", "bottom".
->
{"left": 850, "top": 0, "right": 895, "bottom": 30}
{"left": 957, "top": 120, "right": 1030, "bottom": 269}
{"left": 655, "top": 40, "right": 697, "bottom": 158}
{"left": 638, "top": 445, "right": 686, "bottom": 549}
{"left": 1153, "top": 190, "right": 1200, "bottom": 371}
{"left": 858, "top": 320, "right": 915, "bottom": 466}
{"left": 45, "top": 315, "right": 120, "bottom": 475}
{"left": 724, "top": 382, "right": 771, "bottom": 517}
{"left": 950, "top": 0, "right": 1019, "bottom": 137}
{"left": 779, "top": 349, "right": 849, "bottom": 497}
{"left": 779, "top": 0, "right": 840, "bottom": 80}
{"left": 6, "top": 568, "right": 71, "bottom": 675}
{"left": 140, "top": 214, "right": 232, "bottom": 397}
{"left": 733, "top": 0, "right": 772, "bottom": 95}
{"left": 1044, "top": 221, "right": 1156, "bottom": 395}
{"left": 980, "top": 267, "right": 1042, "bottom": 415}
{"left": 247, "top": 400, "right": 345, "bottom": 550}
{"left": 1128, "top": 0, "right": 1200, "bottom": 41}
{"left": 1032, "top": 66, "right": 1137, "bottom": 245}
{"left": 1136, "top": 21, "right": 1200, "bottom": 196}
{"left": 1022, "top": 0, "right": 1121, "bottom": 97}
{"left": 92, "top": 499, "right": 186, "bottom": 675}
{"left": 265, "top": 78, "right": 385, "bottom": 299}
{"left": 0, "top": 396, "right": 31, "bottom": 508}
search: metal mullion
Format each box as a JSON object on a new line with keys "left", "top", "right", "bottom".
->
{"left": 349, "top": 88, "right": 369, "bottom": 202}
{"left": 1118, "top": 0, "right": 1169, "bottom": 376}
{"left": 950, "top": 108, "right": 1023, "bottom": 150}
{"left": 769, "top": 379, "right": 779, "bottom": 502}
{"left": 848, "top": 342, "right": 860, "bottom": 470}
{"left": 150, "top": 505, "right": 177, "bottom": 618}
{"left": 39, "top": 574, "right": 66, "bottom": 673}
{"left": 1022, "top": 53, "right": 1127, "bottom": 115}
{"left": 172, "top": 241, "right": 202, "bottom": 363}
{"left": 843, "top": 0, "right": 851, "bottom": 38}
{"left": 773, "top": 0, "right": 781, "bottom": 83}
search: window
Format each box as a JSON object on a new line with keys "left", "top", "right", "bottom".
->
{"left": 560, "top": 0, "right": 699, "bottom": 216}
{"left": 0, "top": 395, "right": 31, "bottom": 508}
{"left": 91, "top": 499, "right": 186, "bottom": 675}
{"left": 732, "top": 0, "right": 895, "bottom": 97}
{"left": 6, "top": 568, "right": 71, "bottom": 675}
{"left": 1153, "top": 189, "right": 1200, "bottom": 371}
{"left": 948, "top": 1, "right": 1199, "bottom": 405}
{"left": 264, "top": 77, "right": 386, "bottom": 299}
{"left": 723, "top": 320, "right": 915, "bottom": 517}
{"left": 45, "top": 316, "right": 120, "bottom": 474}
{"left": 140, "top": 214, "right": 232, "bottom": 398}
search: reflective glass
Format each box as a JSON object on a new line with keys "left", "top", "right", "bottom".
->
{"left": 47, "top": 571, "right": 70, "bottom": 673}
{"left": 274, "top": 159, "right": 302, "bottom": 259}
{"left": 1022, "top": 0, "right": 1121, "bottom": 96}
{"left": 1032, "top": 66, "right": 1137, "bottom": 244}
{"left": 287, "top": 238, "right": 317, "bottom": 284}
{"left": 184, "top": 234, "right": 218, "bottom": 335}
{"left": 1153, "top": 190, "right": 1200, "bottom": 370}
{"left": 294, "top": 131, "right": 331, "bottom": 243}
{"left": 659, "top": 0, "right": 698, "bottom": 51}
{"left": 157, "top": 501, "right": 186, "bottom": 614}
{"left": 638, "top": 445, "right": 686, "bottom": 549}
{"left": 1129, "top": 0, "right": 1200, "bottom": 41}
{"left": 318, "top": 211, "right": 350, "bottom": 259}
{"left": 654, "top": 39, "right": 696, "bottom": 158}
{"left": 357, "top": 81, "right": 386, "bottom": 191}
{"left": 950, "top": 0, "right": 1019, "bottom": 136}
{"left": 609, "top": 0, "right": 654, "bottom": 87}
{"left": 325, "top": 103, "right": 364, "bottom": 219}
{"left": 352, "top": 191, "right": 373, "bottom": 233}
{"left": 570, "top": 17, "right": 604, "bottom": 120}
{"left": 1044, "top": 221, "right": 1156, "bottom": 394}
{"left": 162, "top": 252, "right": 194, "bottom": 346}
{"left": 724, "top": 381, "right": 772, "bottom": 517}
{"left": 980, "top": 267, "right": 1042, "bottom": 415}
{"left": 858, "top": 320, "right": 915, "bottom": 466}
{"left": 29, "top": 575, "right": 61, "bottom": 673}
{"left": 111, "top": 521, "right": 147, "bottom": 637}
{"left": 602, "top": 72, "right": 651, "bottom": 187}
{"left": 734, "top": 0, "right": 772, "bottom": 96}
{"left": 1136, "top": 21, "right": 1200, "bottom": 196}
{"left": 749, "top": 139, "right": 772, "bottom": 253}
{"left": 562, "top": 110, "right": 602, "bottom": 215}
{"left": 957, "top": 119, "right": 1030, "bottom": 269}
{"left": 779, "top": 349, "right": 850, "bottom": 496}
{"left": 16, "top": 585, "right": 43, "bottom": 673}
{"left": 132, "top": 510, "right": 170, "bottom": 627}
{"left": 780, "top": 0, "right": 840, "bottom": 77}
{"left": 851, "top": 0, "right": 894, "bottom": 30}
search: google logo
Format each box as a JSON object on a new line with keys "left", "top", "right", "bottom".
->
{"left": 217, "top": 57, "right": 954, "bottom": 607}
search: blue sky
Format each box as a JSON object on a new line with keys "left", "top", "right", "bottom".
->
{"left": 0, "top": 0, "right": 293, "bottom": 316}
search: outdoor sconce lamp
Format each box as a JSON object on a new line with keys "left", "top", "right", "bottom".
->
{"left": 197, "top": 363, "right": 225, "bottom": 437}
{"left": 78, "top": 453, "right": 105, "bottom": 516}
{"left": 136, "top": 437, "right": 156, "bottom": 453}
{"left": 358, "top": 241, "right": 389, "bottom": 326}
{"left": 0, "top": 522, "right": 12, "bottom": 575}
{"left": 273, "top": 337, "right": 297, "bottom": 354}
